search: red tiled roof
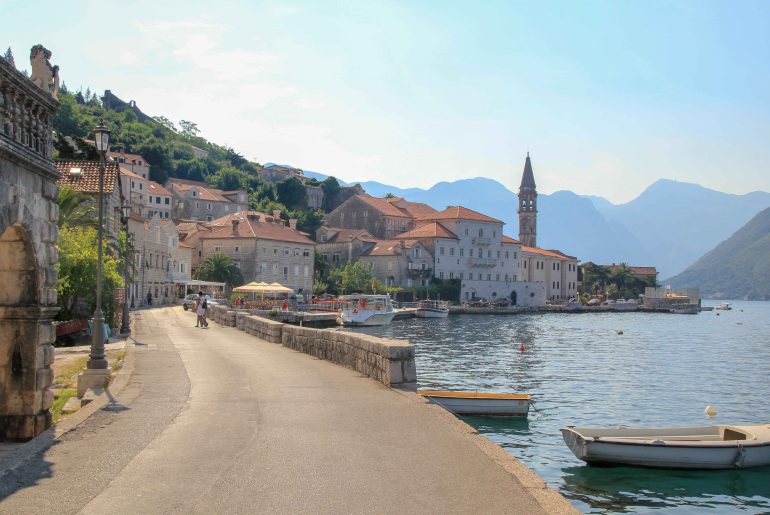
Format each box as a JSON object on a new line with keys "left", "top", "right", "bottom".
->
{"left": 167, "top": 178, "right": 244, "bottom": 203}
{"left": 351, "top": 195, "right": 438, "bottom": 219}
{"left": 147, "top": 181, "right": 172, "bottom": 196}
{"left": 395, "top": 222, "right": 458, "bottom": 240}
{"left": 363, "top": 239, "right": 419, "bottom": 257}
{"left": 119, "top": 167, "right": 144, "bottom": 180}
{"left": 418, "top": 206, "right": 502, "bottom": 224}
{"left": 201, "top": 215, "right": 314, "bottom": 245}
{"left": 322, "top": 228, "right": 374, "bottom": 243}
{"left": 55, "top": 160, "right": 119, "bottom": 194}
{"left": 501, "top": 235, "right": 521, "bottom": 245}
{"left": 629, "top": 266, "right": 657, "bottom": 276}
{"left": 521, "top": 245, "right": 568, "bottom": 259}
{"left": 108, "top": 151, "right": 146, "bottom": 164}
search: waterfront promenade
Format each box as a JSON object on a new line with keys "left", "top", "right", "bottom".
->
{"left": 0, "top": 307, "right": 574, "bottom": 514}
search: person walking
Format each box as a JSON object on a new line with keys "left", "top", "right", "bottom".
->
{"left": 146, "top": 291, "right": 152, "bottom": 306}
{"left": 195, "top": 291, "right": 209, "bottom": 328}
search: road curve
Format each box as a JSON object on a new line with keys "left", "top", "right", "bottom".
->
{"left": 0, "top": 307, "right": 573, "bottom": 514}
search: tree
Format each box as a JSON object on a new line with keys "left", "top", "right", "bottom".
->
{"left": 207, "top": 166, "right": 248, "bottom": 191}
{"left": 153, "top": 116, "right": 177, "bottom": 132}
{"left": 56, "top": 185, "right": 97, "bottom": 229}
{"left": 385, "top": 192, "right": 395, "bottom": 198}
{"left": 56, "top": 226, "right": 122, "bottom": 325}
{"left": 340, "top": 261, "right": 376, "bottom": 294}
{"left": 195, "top": 253, "right": 243, "bottom": 288}
{"left": 178, "top": 120, "right": 200, "bottom": 138}
{"left": 276, "top": 177, "right": 307, "bottom": 210}
{"left": 321, "top": 176, "right": 341, "bottom": 212}
{"left": 314, "top": 250, "right": 327, "bottom": 279}
{"left": 2, "top": 47, "right": 15, "bottom": 68}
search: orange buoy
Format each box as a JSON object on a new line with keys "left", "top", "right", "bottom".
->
{"left": 519, "top": 343, "right": 525, "bottom": 353}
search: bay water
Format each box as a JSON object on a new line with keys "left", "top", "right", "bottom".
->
{"left": 352, "top": 301, "right": 770, "bottom": 513}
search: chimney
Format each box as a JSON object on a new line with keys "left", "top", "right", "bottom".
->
{"left": 272, "top": 209, "right": 281, "bottom": 220}
{"left": 289, "top": 218, "right": 297, "bottom": 230}
{"left": 231, "top": 219, "right": 239, "bottom": 234}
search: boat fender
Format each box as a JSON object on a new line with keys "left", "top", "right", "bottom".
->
{"left": 705, "top": 405, "right": 717, "bottom": 417}
{"left": 652, "top": 440, "right": 666, "bottom": 445}
{"left": 734, "top": 444, "right": 746, "bottom": 468}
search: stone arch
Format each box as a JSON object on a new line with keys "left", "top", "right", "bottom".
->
{"left": 0, "top": 224, "right": 40, "bottom": 307}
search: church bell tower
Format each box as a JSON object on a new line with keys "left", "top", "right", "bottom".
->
{"left": 518, "top": 152, "right": 537, "bottom": 247}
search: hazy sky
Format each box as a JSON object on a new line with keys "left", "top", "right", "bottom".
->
{"left": 4, "top": 0, "right": 769, "bottom": 203}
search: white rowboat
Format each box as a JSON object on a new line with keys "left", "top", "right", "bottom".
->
{"left": 419, "top": 390, "right": 530, "bottom": 417}
{"left": 561, "top": 424, "right": 770, "bottom": 469}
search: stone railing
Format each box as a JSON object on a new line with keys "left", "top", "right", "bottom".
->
{"left": 0, "top": 57, "right": 58, "bottom": 176}
{"left": 205, "top": 304, "right": 416, "bottom": 389}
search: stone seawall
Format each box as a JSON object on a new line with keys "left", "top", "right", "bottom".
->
{"left": 207, "top": 305, "right": 416, "bottom": 389}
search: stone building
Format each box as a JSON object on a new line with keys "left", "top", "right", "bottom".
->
{"left": 0, "top": 52, "right": 59, "bottom": 440}
{"left": 359, "top": 240, "right": 434, "bottom": 289}
{"left": 315, "top": 226, "right": 376, "bottom": 270}
{"left": 55, "top": 160, "right": 124, "bottom": 247}
{"left": 323, "top": 194, "right": 438, "bottom": 239}
{"left": 259, "top": 164, "right": 325, "bottom": 209}
{"left": 519, "top": 246, "right": 578, "bottom": 302}
{"left": 194, "top": 210, "right": 316, "bottom": 294}
{"left": 108, "top": 150, "right": 149, "bottom": 179}
{"left": 166, "top": 177, "right": 248, "bottom": 221}
{"left": 128, "top": 215, "right": 192, "bottom": 306}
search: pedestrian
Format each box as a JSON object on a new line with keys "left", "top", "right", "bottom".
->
{"left": 147, "top": 291, "right": 152, "bottom": 306}
{"left": 196, "top": 290, "right": 209, "bottom": 328}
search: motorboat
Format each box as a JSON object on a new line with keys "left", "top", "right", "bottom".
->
{"left": 670, "top": 307, "right": 699, "bottom": 314}
{"left": 700, "top": 306, "right": 714, "bottom": 311}
{"left": 337, "top": 294, "right": 395, "bottom": 326}
{"left": 715, "top": 302, "right": 733, "bottom": 311}
{"left": 415, "top": 299, "right": 449, "bottom": 318}
{"left": 560, "top": 424, "right": 770, "bottom": 469}
{"left": 419, "top": 390, "right": 531, "bottom": 417}
{"left": 613, "top": 299, "right": 639, "bottom": 311}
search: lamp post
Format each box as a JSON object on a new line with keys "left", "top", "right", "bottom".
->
{"left": 120, "top": 204, "right": 132, "bottom": 334}
{"left": 87, "top": 119, "right": 110, "bottom": 370}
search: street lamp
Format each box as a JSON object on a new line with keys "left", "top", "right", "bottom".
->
{"left": 87, "top": 119, "right": 110, "bottom": 369}
{"left": 120, "top": 203, "right": 132, "bottom": 334}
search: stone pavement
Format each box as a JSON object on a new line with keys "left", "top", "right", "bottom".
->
{"left": 0, "top": 307, "right": 576, "bottom": 514}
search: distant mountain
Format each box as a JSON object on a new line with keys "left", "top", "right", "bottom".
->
{"left": 667, "top": 207, "right": 770, "bottom": 300}
{"left": 590, "top": 180, "right": 770, "bottom": 277}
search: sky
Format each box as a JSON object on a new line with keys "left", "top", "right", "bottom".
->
{"left": 3, "top": 0, "right": 770, "bottom": 203}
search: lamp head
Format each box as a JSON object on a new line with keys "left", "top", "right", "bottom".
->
{"left": 93, "top": 119, "right": 111, "bottom": 154}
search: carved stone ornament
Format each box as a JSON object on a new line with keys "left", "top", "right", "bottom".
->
{"left": 29, "top": 44, "right": 59, "bottom": 98}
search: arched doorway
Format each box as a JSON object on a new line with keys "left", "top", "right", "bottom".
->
{"left": 510, "top": 290, "right": 517, "bottom": 306}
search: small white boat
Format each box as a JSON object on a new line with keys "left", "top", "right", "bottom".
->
{"left": 415, "top": 299, "right": 449, "bottom": 318}
{"left": 419, "top": 390, "right": 531, "bottom": 417}
{"left": 338, "top": 294, "right": 395, "bottom": 326}
{"left": 561, "top": 424, "right": 770, "bottom": 469}
{"left": 613, "top": 299, "right": 639, "bottom": 311}
{"left": 715, "top": 302, "right": 733, "bottom": 311}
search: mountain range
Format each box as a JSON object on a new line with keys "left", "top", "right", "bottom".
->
{"left": 305, "top": 171, "right": 770, "bottom": 279}
{"left": 667, "top": 207, "right": 770, "bottom": 300}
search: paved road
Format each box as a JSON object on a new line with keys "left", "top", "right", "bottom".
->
{"left": 0, "top": 307, "right": 569, "bottom": 514}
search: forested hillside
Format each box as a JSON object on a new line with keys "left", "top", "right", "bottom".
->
{"left": 667, "top": 207, "right": 770, "bottom": 300}
{"left": 52, "top": 87, "right": 345, "bottom": 235}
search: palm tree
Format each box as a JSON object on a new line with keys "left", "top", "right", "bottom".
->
{"left": 56, "top": 184, "right": 97, "bottom": 228}
{"left": 609, "top": 263, "right": 634, "bottom": 291}
{"left": 195, "top": 253, "right": 243, "bottom": 288}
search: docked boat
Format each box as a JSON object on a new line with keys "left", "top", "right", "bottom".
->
{"left": 419, "top": 390, "right": 531, "bottom": 417}
{"left": 670, "top": 307, "right": 699, "bottom": 314}
{"left": 715, "top": 302, "right": 733, "bottom": 311}
{"left": 561, "top": 424, "right": 770, "bottom": 469}
{"left": 700, "top": 306, "right": 714, "bottom": 311}
{"left": 337, "top": 294, "right": 395, "bottom": 326}
{"left": 415, "top": 299, "right": 449, "bottom": 318}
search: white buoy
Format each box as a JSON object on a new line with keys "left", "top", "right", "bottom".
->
{"left": 705, "top": 405, "right": 717, "bottom": 417}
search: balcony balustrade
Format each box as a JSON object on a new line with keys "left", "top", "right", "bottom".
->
{"left": 467, "top": 257, "right": 497, "bottom": 268}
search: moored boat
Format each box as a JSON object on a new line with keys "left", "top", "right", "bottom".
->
{"left": 560, "top": 423, "right": 770, "bottom": 469}
{"left": 700, "top": 306, "right": 714, "bottom": 311}
{"left": 715, "top": 302, "right": 733, "bottom": 311}
{"left": 670, "top": 307, "right": 699, "bottom": 314}
{"left": 338, "top": 294, "right": 395, "bottom": 326}
{"left": 419, "top": 390, "right": 531, "bottom": 416}
{"left": 415, "top": 299, "right": 449, "bottom": 318}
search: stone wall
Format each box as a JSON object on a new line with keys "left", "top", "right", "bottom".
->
{"left": 206, "top": 305, "right": 416, "bottom": 389}
{"left": 0, "top": 55, "right": 60, "bottom": 440}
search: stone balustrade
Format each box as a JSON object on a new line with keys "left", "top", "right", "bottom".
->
{"left": 204, "top": 304, "right": 416, "bottom": 389}
{"left": 0, "top": 58, "right": 58, "bottom": 174}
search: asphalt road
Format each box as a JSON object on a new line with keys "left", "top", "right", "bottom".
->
{"left": 0, "top": 307, "right": 567, "bottom": 514}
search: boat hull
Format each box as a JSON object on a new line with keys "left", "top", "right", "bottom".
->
{"left": 340, "top": 311, "right": 396, "bottom": 326}
{"left": 561, "top": 425, "right": 770, "bottom": 469}
{"left": 420, "top": 391, "right": 530, "bottom": 416}
{"left": 415, "top": 308, "right": 449, "bottom": 318}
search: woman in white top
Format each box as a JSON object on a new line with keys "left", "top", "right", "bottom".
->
{"left": 195, "top": 291, "right": 208, "bottom": 327}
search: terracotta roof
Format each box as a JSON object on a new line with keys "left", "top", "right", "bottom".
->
{"left": 386, "top": 198, "right": 438, "bottom": 218}
{"left": 418, "top": 206, "right": 502, "bottom": 224}
{"left": 208, "top": 210, "right": 274, "bottom": 228}
{"left": 147, "top": 181, "right": 172, "bottom": 196}
{"left": 546, "top": 249, "right": 578, "bottom": 260}
{"left": 350, "top": 195, "right": 438, "bottom": 219}
{"left": 605, "top": 264, "right": 657, "bottom": 276}
{"left": 395, "top": 222, "right": 458, "bottom": 240}
{"left": 363, "top": 239, "right": 419, "bottom": 257}
{"left": 167, "top": 178, "right": 244, "bottom": 203}
{"left": 119, "top": 167, "right": 144, "bottom": 180}
{"left": 201, "top": 215, "right": 315, "bottom": 245}
{"left": 55, "top": 160, "right": 119, "bottom": 194}
{"left": 178, "top": 241, "right": 194, "bottom": 249}
{"left": 322, "top": 228, "right": 374, "bottom": 243}
{"left": 501, "top": 235, "right": 521, "bottom": 245}
{"left": 521, "top": 245, "right": 568, "bottom": 260}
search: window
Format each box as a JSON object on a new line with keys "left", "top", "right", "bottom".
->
{"left": 274, "top": 248, "right": 278, "bottom": 254}
{"left": 505, "top": 251, "right": 509, "bottom": 259}
{"left": 514, "top": 252, "right": 517, "bottom": 259}
{"left": 524, "top": 261, "right": 527, "bottom": 269}
{"left": 460, "top": 248, "right": 464, "bottom": 257}
{"left": 459, "top": 272, "right": 464, "bottom": 279}
{"left": 505, "top": 274, "right": 508, "bottom": 281}
{"left": 332, "top": 253, "right": 340, "bottom": 263}
{"left": 294, "top": 264, "right": 299, "bottom": 275}
{"left": 155, "top": 197, "right": 160, "bottom": 204}
{"left": 303, "top": 249, "right": 310, "bottom": 257}
{"left": 139, "top": 183, "right": 143, "bottom": 190}
{"left": 214, "top": 246, "right": 221, "bottom": 252}
{"left": 465, "top": 228, "right": 469, "bottom": 236}
{"left": 468, "top": 273, "right": 473, "bottom": 280}
{"left": 487, "top": 250, "right": 491, "bottom": 258}
{"left": 195, "top": 201, "right": 199, "bottom": 208}
{"left": 439, "top": 272, "right": 444, "bottom": 279}
{"left": 496, "top": 274, "right": 500, "bottom": 281}
{"left": 235, "top": 246, "right": 239, "bottom": 252}
{"left": 304, "top": 265, "right": 309, "bottom": 277}
{"left": 284, "top": 248, "right": 289, "bottom": 256}
{"left": 450, "top": 247, "right": 454, "bottom": 256}
{"left": 487, "top": 273, "right": 491, "bottom": 280}
{"left": 414, "top": 247, "right": 421, "bottom": 258}
{"left": 440, "top": 247, "right": 445, "bottom": 256}
{"left": 206, "top": 215, "right": 213, "bottom": 221}
{"left": 449, "top": 272, "right": 454, "bottom": 279}
{"left": 479, "top": 228, "right": 483, "bottom": 236}
{"left": 273, "top": 263, "right": 278, "bottom": 274}
{"left": 165, "top": 197, "right": 170, "bottom": 205}
{"left": 387, "top": 262, "right": 393, "bottom": 271}
{"left": 283, "top": 266, "right": 288, "bottom": 277}
{"left": 207, "top": 203, "right": 212, "bottom": 210}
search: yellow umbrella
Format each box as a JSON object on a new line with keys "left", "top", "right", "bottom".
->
{"left": 233, "top": 282, "right": 264, "bottom": 293}
{"left": 267, "top": 282, "right": 294, "bottom": 293}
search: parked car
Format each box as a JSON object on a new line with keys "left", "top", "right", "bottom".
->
{"left": 491, "top": 297, "right": 511, "bottom": 307}
{"left": 182, "top": 294, "right": 218, "bottom": 311}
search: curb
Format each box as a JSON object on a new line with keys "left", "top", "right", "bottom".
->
{"left": 0, "top": 336, "right": 137, "bottom": 479}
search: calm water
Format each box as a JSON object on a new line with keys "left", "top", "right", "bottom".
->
{"left": 351, "top": 301, "right": 770, "bottom": 513}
